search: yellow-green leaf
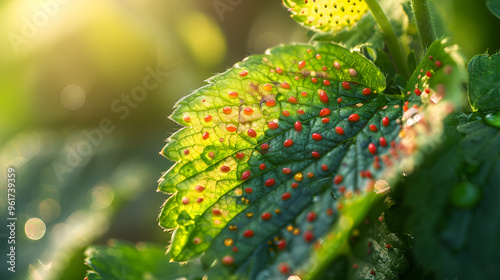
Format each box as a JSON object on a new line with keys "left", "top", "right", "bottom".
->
{"left": 284, "top": 0, "right": 369, "bottom": 32}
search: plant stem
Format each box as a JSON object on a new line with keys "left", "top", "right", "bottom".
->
{"left": 365, "top": 0, "right": 411, "bottom": 80}
{"left": 411, "top": 0, "right": 436, "bottom": 49}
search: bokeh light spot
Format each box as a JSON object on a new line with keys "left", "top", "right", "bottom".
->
{"left": 60, "top": 84, "right": 85, "bottom": 110}
{"left": 179, "top": 11, "right": 226, "bottom": 68}
{"left": 25, "top": 218, "right": 46, "bottom": 240}
{"left": 39, "top": 199, "right": 61, "bottom": 222}
{"left": 91, "top": 183, "right": 115, "bottom": 209}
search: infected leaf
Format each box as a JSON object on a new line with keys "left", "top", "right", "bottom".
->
{"left": 158, "top": 41, "right": 456, "bottom": 277}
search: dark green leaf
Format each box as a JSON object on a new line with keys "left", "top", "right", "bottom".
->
{"left": 84, "top": 240, "right": 203, "bottom": 280}
{"left": 467, "top": 52, "right": 500, "bottom": 111}
{"left": 407, "top": 50, "right": 418, "bottom": 74}
{"left": 399, "top": 119, "right": 500, "bottom": 280}
{"left": 346, "top": 200, "right": 412, "bottom": 280}
{"left": 305, "top": 194, "right": 413, "bottom": 280}
{"left": 374, "top": 51, "right": 403, "bottom": 94}
{"left": 487, "top": 0, "right": 500, "bottom": 20}
{"left": 405, "top": 40, "right": 463, "bottom": 108}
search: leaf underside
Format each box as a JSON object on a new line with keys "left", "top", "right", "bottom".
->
{"left": 158, "top": 41, "right": 457, "bottom": 278}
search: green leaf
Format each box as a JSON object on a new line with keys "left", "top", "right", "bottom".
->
{"left": 487, "top": 0, "right": 500, "bottom": 20}
{"left": 303, "top": 193, "right": 380, "bottom": 280}
{"left": 467, "top": 52, "right": 500, "bottom": 112}
{"left": 308, "top": 0, "right": 407, "bottom": 52}
{"left": 84, "top": 240, "right": 203, "bottom": 280}
{"left": 158, "top": 41, "right": 458, "bottom": 278}
{"left": 405, "top": 39, "right": 463, "bottom": 108}
{"left": 310, "top": 14, "right": 382, "bottom": 49}
{"left": 407, "top": 50, "right": 418, "bottom": 74}
{"left": 301, "top": 194, "right": 413, "bottom": 280}
{"left": 346, "top": 202, "right": 412, "bottom": 280}
{"left": 283, "top": 0, "right": 369, "bottom": 32}
{"left": 398, "top": 118, "right": 500, "bottom": 279}
{"left": 210, "top": 193, "right": 379, "bottom": 280}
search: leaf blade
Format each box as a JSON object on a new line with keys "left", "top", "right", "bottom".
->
{"left": 283, "top": 0, "right": 369, "bottom": 32}
{"left": 467, "top": 52, "right": 500, "bottom": 112}
{"left": 157, "top": 41, "right": 457, "bottom": 277}
{"left": 159, "top": 42, "right": 394, "bottom": 263}
{"left": 84, "top": 240, "right": 203, "bottom": 280}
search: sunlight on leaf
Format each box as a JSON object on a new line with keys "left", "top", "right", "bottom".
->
{"left": 283, "top": 0, "right": 369, "bottom": 32}
{"left": 158, "top": 41, "right": 459, "bottom": 278}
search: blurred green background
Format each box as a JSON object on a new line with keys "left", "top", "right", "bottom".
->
{"left": 0, "top": 0, "right": 499, "bottom": 279}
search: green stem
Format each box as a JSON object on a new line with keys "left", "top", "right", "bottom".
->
{"left": 365, "top": 0, "right": 411, "bottom": 80}
{"left": 411, "top": 0, "right": 436, "bottom": 49}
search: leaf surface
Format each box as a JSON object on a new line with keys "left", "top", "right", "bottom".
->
{"left": 158, "top": 41, "right": 457, "bottom": 278}
{"left": 308, "top": 0, "right": 407, "bottom": 51}
{"left": 398, "top": 118, "right": 500, "bottom": 279}
{"left": 84, "top": 240, "right": 203, "bottom": 280}
{"left": 467, "top": 52, "right": 500, "bottom": 111}
{"left": 283, "top": 0, "right": 369, "bottom": 32}
{"left": 405, "top": 39, "right": 462, "bottom": 108}
{"left": 308, "top": 196, "right": 412, "bottom": 280}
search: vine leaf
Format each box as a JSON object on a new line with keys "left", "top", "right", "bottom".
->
{"left": 283, "top": 0, "right": 369, "bottom": 32}
{"left": 157, "top": 41, "right": 457, "bottom": 278}
{"left": 467, "top": 52, "right": 500, "bottom": 112}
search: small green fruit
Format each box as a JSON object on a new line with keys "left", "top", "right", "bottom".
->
{"left": 450, "top": 182, "right": 482, "bottom": 209}
{"left": 485, "top": 111, "right": 500, "bottom": 128}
